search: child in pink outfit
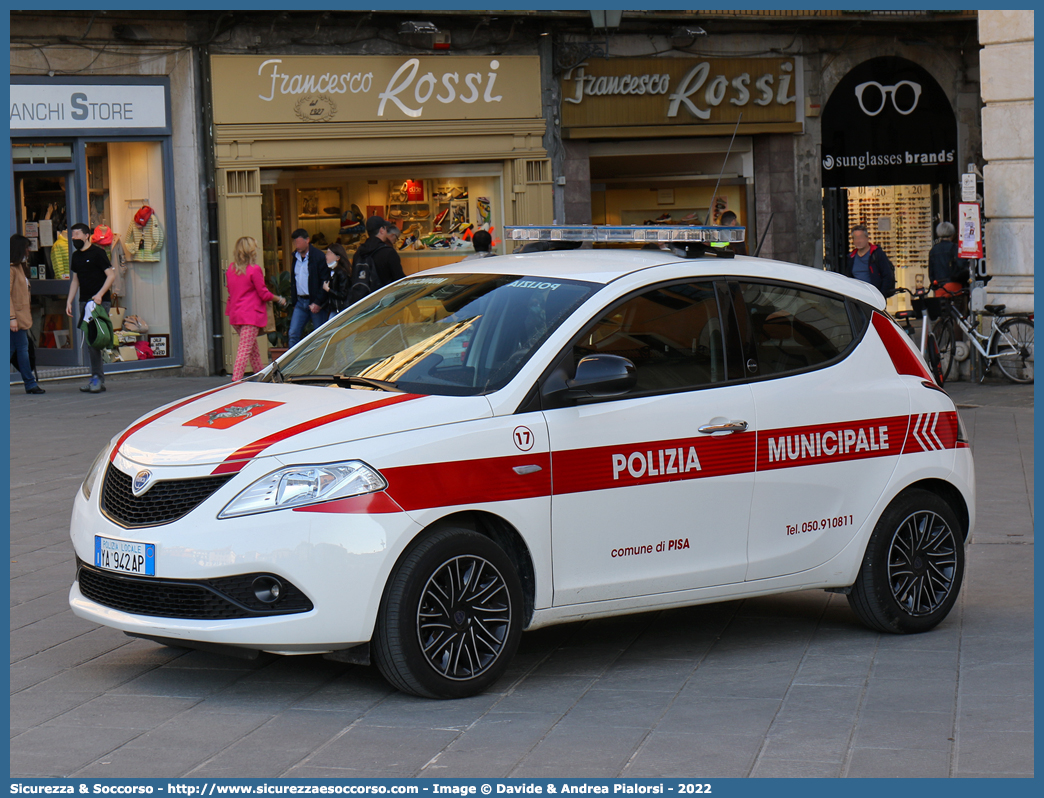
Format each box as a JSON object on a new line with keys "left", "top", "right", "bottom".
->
{"left": 225, "top": 236, "right": 286, "bottom": 380}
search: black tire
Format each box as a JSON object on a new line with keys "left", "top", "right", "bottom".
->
{"left": 934, "top": 318, "right": 956, "bottom": 382}
{"left": 990, "top": 318, "right": 1034, "bottom": 384}
{"left": 925, "top": 332, "right": 945, "bottom": 386}
{"left": 372, "top": 527, "right": 523, "bottom": 699}
{"left": 847, "top": 489, "right": 964, "bottom": 634}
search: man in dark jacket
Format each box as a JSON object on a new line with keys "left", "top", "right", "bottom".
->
{"left": 288, "top": 228, "right": 329, "bottom": 348}
{"left": 928, "top": 221, "right": 970, "bottom": 297}
{"left": 843, "top": 224, "right": 895, "bottom": 297}
{"left": 353, "top": 216, "right": 405, "bottom": 288}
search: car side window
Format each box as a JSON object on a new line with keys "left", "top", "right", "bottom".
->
{"left": 572, "top": 281, "right": 726, "bottom": 395}
{"left": 738, "top": 282, "right": 855, "bottom": 376}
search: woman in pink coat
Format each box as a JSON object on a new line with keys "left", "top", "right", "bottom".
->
{"left": 225, "top": 236, "right": 286, "bottom": 380}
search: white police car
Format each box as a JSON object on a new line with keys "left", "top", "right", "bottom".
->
{"left": 70, "top": 225, "right": 974, "bottom": 699}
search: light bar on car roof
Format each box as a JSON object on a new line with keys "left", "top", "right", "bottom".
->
{"left": 504, "top": 225, "right": 745, "bottom": 243}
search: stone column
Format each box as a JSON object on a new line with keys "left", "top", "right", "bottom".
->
{"left": 979, "top": 10, "right": 1034, "bottom": 312}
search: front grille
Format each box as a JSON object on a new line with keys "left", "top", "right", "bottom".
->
{"left": 76, "top": 559, "right": 313, "bottom": 620}
{"left": 101, "top": 466, "right": 233, "bottom": 528}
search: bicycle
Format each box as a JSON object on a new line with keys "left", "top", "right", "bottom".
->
{"left": 932, "top": 280, "right": 1034, "bottom": 384}
{"left": 893, "top": 287, "right": 946, "bottom": 386}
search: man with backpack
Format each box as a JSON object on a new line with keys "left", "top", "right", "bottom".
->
{"left": 843, "top": 224, "right": 895, "bottom": 298}
{"left": 349, "top": 216, "right": 405, "bottom": 303}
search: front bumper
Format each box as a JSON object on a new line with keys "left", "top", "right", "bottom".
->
{"left": 69, "top": 455, "right": 423, "bottom": 652}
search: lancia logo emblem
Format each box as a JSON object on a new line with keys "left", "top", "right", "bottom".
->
{"left": 132, "top": 470, "right": 153, "bottom": 497}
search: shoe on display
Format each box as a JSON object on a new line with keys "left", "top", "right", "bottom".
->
{"left": 452, "top": 189, "right": 468, "bottom": 200}
{"left": 681, "top": 210, "right": 702, "bottom": 221}
{"left": 654, "top": 213, "right": 672, "bottom": 223}
{"left": 26, "top": 386, "right": 46, "bottom": 394}
{"left": 433, "top": 208, "right": 450, "bottom": 230}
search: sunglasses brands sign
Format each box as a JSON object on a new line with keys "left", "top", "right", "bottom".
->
{"left": 559, "top": 56, "right": 802, "bottom": 132}
{"left": 210, "top": 55, "right": 542, "bottom": 124}
{"left": 821, "top": 56, "right": 957, "bottom": 188}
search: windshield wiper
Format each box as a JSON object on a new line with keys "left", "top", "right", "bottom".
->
{"left": 284, "top": 374, "right": 404, "bottom": 392}
{"left": 267, "top": 359, "right": 284, "bottom": 384}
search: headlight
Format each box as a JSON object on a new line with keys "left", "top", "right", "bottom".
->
{"left": 82, "top": 443, "right": 111, "bottom": 501}
{"left": 218, "top": 461, "right": 387, "bottom": 519}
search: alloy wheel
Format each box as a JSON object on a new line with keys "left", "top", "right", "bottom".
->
{"left": 887, "top": 511, "right": 958, "bottom": 616}
{"left": 417, "top": 555, "right": 512, "bottom": 680}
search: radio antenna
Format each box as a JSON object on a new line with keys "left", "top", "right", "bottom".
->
{"left": 754, "top": 212, "right": 775, "bottom": 257}
{"left": 705, "top": 112, "right": 742, "bottom": 225}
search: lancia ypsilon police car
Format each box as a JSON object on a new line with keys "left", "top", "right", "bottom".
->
{"left": 70, "top": 225, "right": 974, "bottom": 699}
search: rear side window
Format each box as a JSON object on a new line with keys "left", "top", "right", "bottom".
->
{"left": 572, "top": 281, "right": 727, "bottom": 395}
{"left": 737, "top": 282, "right": 855, "bottom": 377}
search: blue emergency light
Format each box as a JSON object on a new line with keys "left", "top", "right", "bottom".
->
{"left": 504, "top": 224, "right": 745, "bottom": 244}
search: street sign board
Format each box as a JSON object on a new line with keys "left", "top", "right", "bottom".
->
{"left": 961, "top": 173, "right": 977, "bottom": 202}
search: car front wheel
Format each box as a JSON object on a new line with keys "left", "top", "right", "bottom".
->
{"left": 848, "top": 489, "right": 965, "bottom": 634}
{"left": 372, "top": 527, "right": 523, "bottom": 698}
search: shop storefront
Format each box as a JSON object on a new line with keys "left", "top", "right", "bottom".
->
{"left": 559, "top": 56, "right": 804, "bottom": 244}
{"left": 9, "top": 76, "right": 184, "bottom": 378}
{"left": 208, "top": 54, "right": 551, "bottom": 371}
{"left": 820, "top": 56, "right": 961, "bottom": 313}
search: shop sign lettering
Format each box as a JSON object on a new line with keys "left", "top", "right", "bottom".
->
{"left": 561, "top": 57, "right": 799, "bottom": 126}
{"left": 211, "top": 55, "right": 541, "bottom": 124}
{"left": 255, "top": 57, "right": 505, "bottom": 119}
{"left": 10, "top": 83, "right": 167, "bottom": 130}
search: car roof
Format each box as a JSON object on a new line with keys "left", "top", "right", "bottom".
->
{"left": 426, "top": 250, "right": 886, "bottom": 309}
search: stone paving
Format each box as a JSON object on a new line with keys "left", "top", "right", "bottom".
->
{"left": 8, "top": 375, "right": 1033, "bottom": 778}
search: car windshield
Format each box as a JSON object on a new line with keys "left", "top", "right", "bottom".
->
{"left": 269, "top": 273, "right": 600, "bottom": 396}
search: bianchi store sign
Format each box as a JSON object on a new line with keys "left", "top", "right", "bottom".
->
{"left": 821, "top": 56, "right": 959, "bottom": 188}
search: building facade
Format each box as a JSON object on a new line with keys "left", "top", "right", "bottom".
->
{"left": 10, "top": 13, "right": 212, "bottom": 377}
{"left": 13, "top": 10, "right": 1014, "bottom": 383}
{"left": 978, "top": 9, "right": 1034, "bottom": 313}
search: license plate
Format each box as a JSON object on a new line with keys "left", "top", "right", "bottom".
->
{"left": 95, "top": 535, "right": 155, "bottom": 576}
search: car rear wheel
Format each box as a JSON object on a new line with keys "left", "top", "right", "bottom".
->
{"left": 372, "top": 527, "right": 523, "bottom": 698}
{"left": 848, "top": 489, "right": 964, "bottom": 634}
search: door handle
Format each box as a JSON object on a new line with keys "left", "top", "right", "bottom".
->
{"left": 698, "top": 419, "right": 749, "bottom": 434}
{"left": 513, "top": 465, "right": 543, "bottom": 475}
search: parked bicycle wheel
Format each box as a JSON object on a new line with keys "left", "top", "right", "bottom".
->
{"left": 990, "top": 318, "right": 1034, "bottom": 383}
{"left": 934, "top": 317, "right": 956, "bottom": 382}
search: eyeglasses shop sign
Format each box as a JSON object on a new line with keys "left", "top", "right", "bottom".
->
{"left": 820, "top": 56, "right": 959, "bottom": 188}
{"left": 10, "top": 83, "right": 167, "bottom": 129}
{"left": 210, "top": 55, "right": 542, "bottom": 124}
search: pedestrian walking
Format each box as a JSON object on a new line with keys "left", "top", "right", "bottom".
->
{"left": 722, "top": 208, "right": 747, "bottom": 255}
{"left": 225, "top": 236, "right": 286, "bottom": 381}
{"left": 347, "top": 217, "right": 405, "bottom": 302}
{"left": 322, "top": 243, "right": 353, "bottom": 314}
{"left": 462, "top": 229, "right": 495, "bottom": 260}
{"left": 65, "top": 222, "right": 114, "bottom": 393}
{"left": 843, "top": 223, "right": 895, "bottom": 297}
{"left": 288, "top": 228, "right": 330, "bottom": 348}
{"left": 928, "top": 221, "right": 971, "bottom": 298}
{"left": 10, "top": 234, "right": 44, "bottom": 394}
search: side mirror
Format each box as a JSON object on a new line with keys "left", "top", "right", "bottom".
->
{"left": 564, "top": 354, "right": 637, "bottom": 398}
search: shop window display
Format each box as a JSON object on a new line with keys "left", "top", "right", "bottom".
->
{"left": 79, "top": 141, "right": 172, "bottom": 361}
{"left": 15, "top": 171, "right": 76, "bottom": 357}
{"left": 285, "top": 175, "right": 501, "bottom": 277}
